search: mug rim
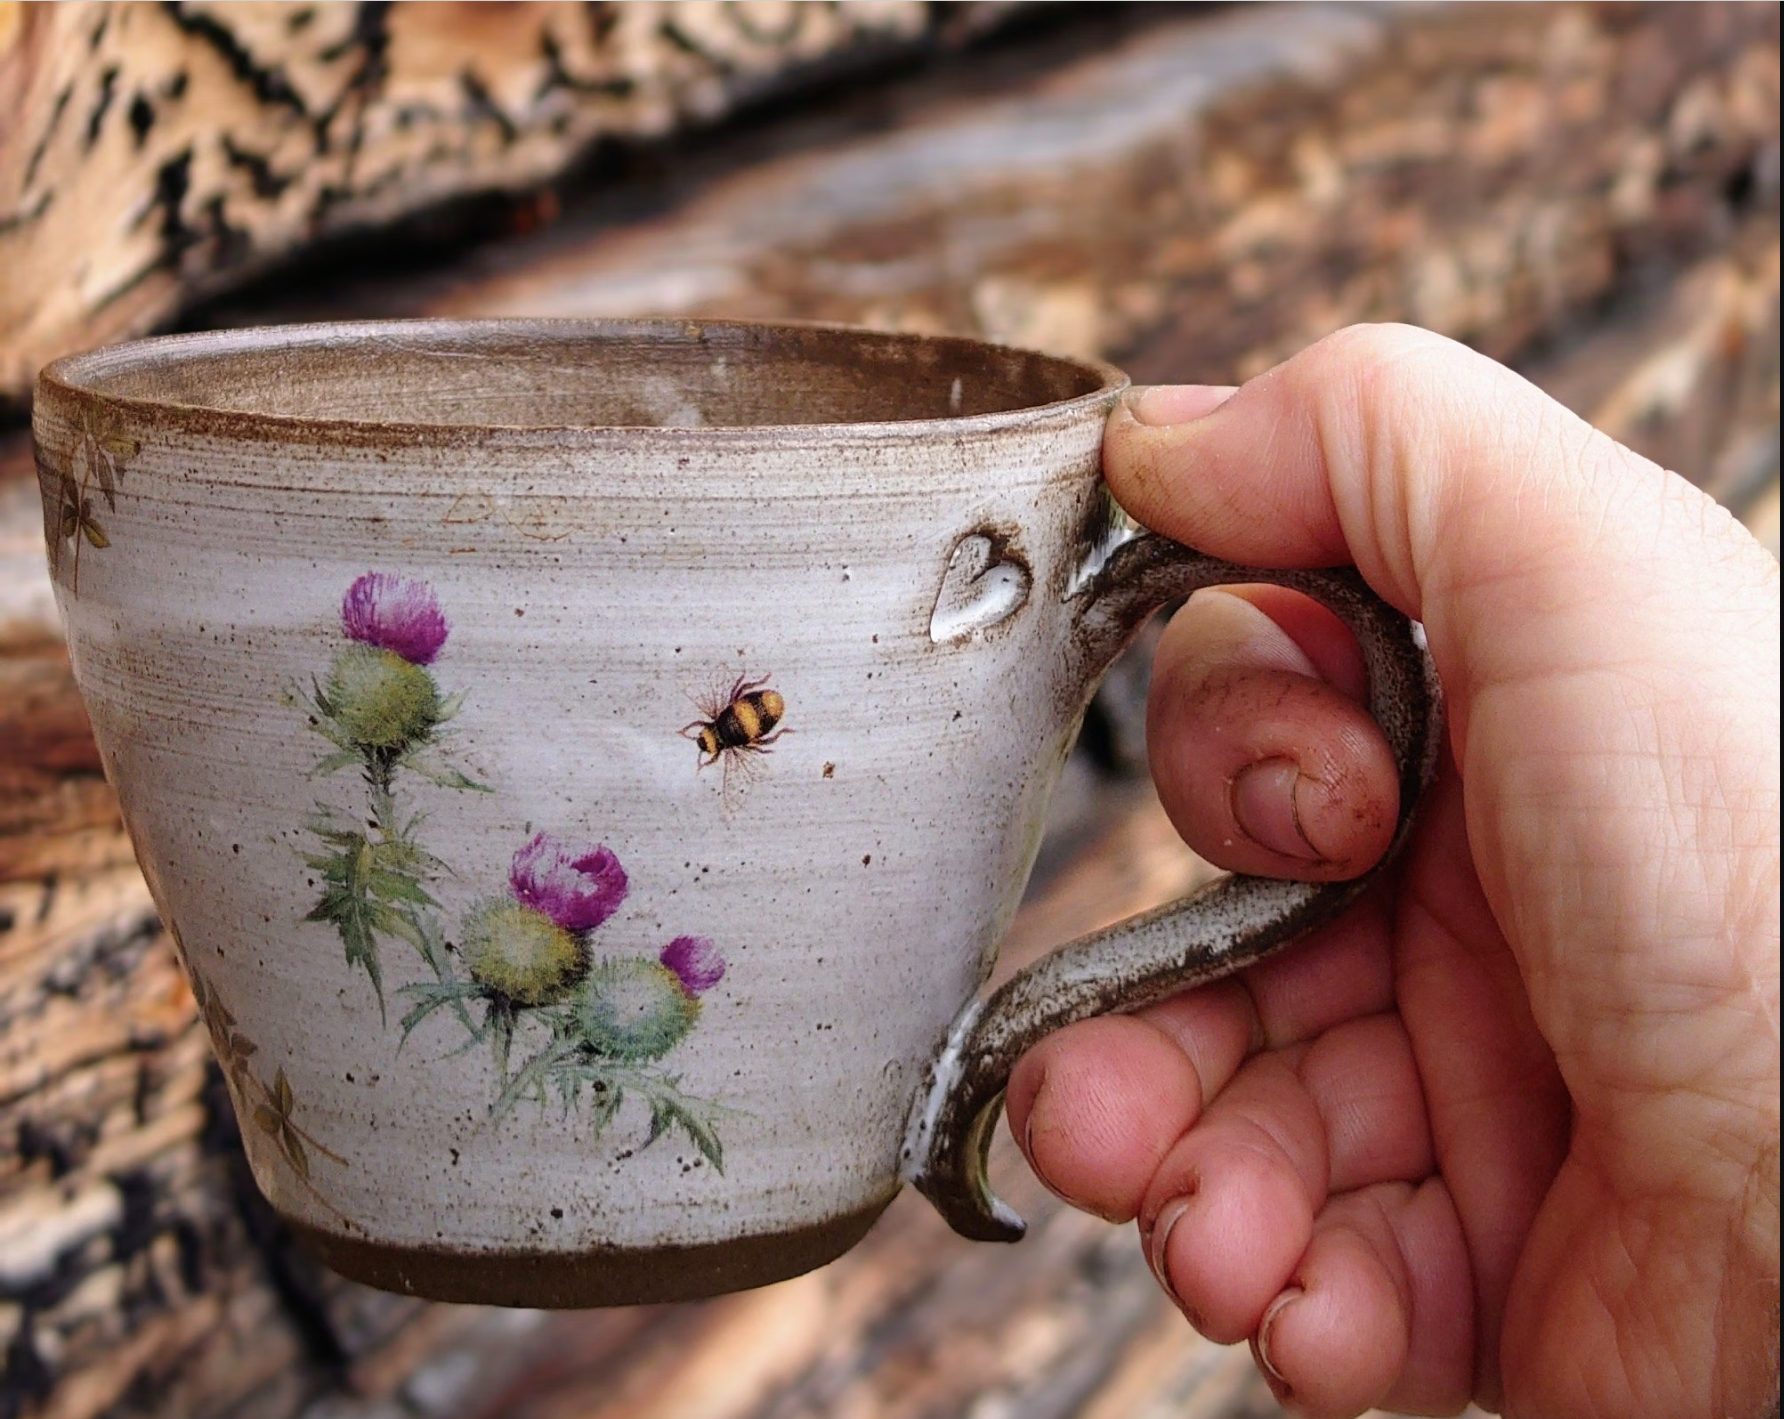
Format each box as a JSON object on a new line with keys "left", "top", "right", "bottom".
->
{"left": 37, "top": 317, "right": 1130, "bottom": 445}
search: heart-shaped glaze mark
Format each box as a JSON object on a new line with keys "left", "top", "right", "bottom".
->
{"left": 929, "top": 530, "right": 1032, "bottom": 644}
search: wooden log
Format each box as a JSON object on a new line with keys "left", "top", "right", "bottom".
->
{"left": 247, "top": 0, "right": 1773, "bottom": 408}
{"left": 1526, "top": 217, "right": 1781, "bottom": 519}
{"left": 0, "top": 0, "right": 1024, "bottom": 405}
{"left": 0, "top": 644, "right": 121, "bottom": 885}
{"left": 0, "top": 4, "right": 1777, "bottom": 1417}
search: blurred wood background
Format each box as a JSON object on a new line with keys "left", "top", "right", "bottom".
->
{"left": 0, "top": 4, "right": 1778, "bottom": 1419}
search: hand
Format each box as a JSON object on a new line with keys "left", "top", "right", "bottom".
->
{"left": 1008, "top": 325, "right": 1780, "bottom": 1418}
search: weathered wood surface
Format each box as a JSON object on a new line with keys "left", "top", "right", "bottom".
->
{"left": 0, "top": 3, "right": 1778, "bottom": 1417}
{"left": 0, "top": 0, "right": 1022, "bottom": 405}
{"left": 203, "top": 1, "right": 1780, "bottom": 391}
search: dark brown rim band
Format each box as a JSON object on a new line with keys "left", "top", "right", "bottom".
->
{"left": 290, "top": 1196, "right": 894, "bottom": 1309}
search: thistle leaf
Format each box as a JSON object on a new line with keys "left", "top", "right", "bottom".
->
{"left": 306, "top": 865, "right": 388, "bottom": 1021}
{"left": 359, "top": 942, "right": 386, "bottom": 1021}
{"left": 365, "top": 870, "right": 437, "bottom": 908}
{"left": 80, "top": 515, "right": 109, "bottom": 548}
{"left": 407, "top": 910, "right": 456, "bottom": 978}
{"left": 396, "top": 979, "right": 483, "bottom": 1049}
{"left": 637, "top": 1086, "right": 725, "bottom": 1172}
{"left": 399, "top": 754, "right": 490, "bottom": 793}
{"left": 590, "top": 1086, "right": 623, "bottom": 1134}
{"left": 307, "top": 749, "right": 363, "bottom": 778}
{"left": 386, "top": 912, "right": 428, "bottom": 955}
{"left": 492, "top": 1047, "right": 556, "bottom": 1121}
{"left": 680, "top": 1107, "right": 725, "bottom": 1173}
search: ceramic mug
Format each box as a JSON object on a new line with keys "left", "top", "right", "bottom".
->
{"left": 35, "top": 320, "right": 1441, "bottom": 1307}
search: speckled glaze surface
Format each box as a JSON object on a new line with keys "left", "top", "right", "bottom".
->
{"left": 35, "top": 320, "right": 1440, "bottom": 1307}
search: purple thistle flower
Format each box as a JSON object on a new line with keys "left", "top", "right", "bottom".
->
{"left": 341, "top": 572, "right": 449, "bottom": 666}
{"left": 660, "top": 935, "right": 725, "bottom": 996}
{"left": 508, "top": 833, "right": 628, "bottom": 934}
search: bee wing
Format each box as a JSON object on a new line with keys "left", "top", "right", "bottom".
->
{"left": 686, "top": 669, "right": 737, "bottom": 724}
{"left": 720, "top": 752, "right": 744, "bottom": 817}
{"left": 718, "top": 745, "right": 768, "bottom": 817}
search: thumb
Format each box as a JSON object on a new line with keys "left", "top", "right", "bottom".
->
{"left": 1107, "top": 323, "right": 1780, "bottom": 1154}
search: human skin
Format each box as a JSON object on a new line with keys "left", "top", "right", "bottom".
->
{"left": 1006, "top": 325, "right": 1780, "bottom": 1418}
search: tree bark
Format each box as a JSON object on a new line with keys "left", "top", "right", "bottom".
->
{"left": 0, "top": 0, "right": 1022, "bottom": 405}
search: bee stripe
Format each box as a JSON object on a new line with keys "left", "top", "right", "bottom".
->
{"left": 715, "top": 703, "right": 752, "bottom": 748}
{"left": 745, "top": 691, "right": 783, "bottom": 734}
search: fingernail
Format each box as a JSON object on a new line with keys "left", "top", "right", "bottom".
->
{"left": 1231, "top": 758, "right": 1323, "bottom": 861}
{"left": 1124, "top": 384, "right": 1237, "bottom": 427}
{"left": 1144, "top": 1195, "right": 1194, "bottom": 1310}
{"left": 1255, "top": 1285, "right": 1304, "bottom": 1394}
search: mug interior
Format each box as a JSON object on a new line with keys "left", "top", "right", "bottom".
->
{"left": 45, "top": 320, "right": 1118, "bottom": 431}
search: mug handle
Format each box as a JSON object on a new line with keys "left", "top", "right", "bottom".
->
{"left": 901, "top": 519, "right": 1445, "bottom": 1242}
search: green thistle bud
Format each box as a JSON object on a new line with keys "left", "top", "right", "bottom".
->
{"left": 574, "top": 959, "right": 699, "bottom": 1063}
{"left": 325, "top": 643, "right": 443, "bottom": 751}
{"left": 462, "top": 900, "right": 586, "bottom": 1006}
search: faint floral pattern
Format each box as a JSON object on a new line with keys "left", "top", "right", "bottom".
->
{"left": 39, "top": 406, "right": 138, "bottom": 594}
{"left": 180, "top": 931, "right": 351, "bottom": 1222}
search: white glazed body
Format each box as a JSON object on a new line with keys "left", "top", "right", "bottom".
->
{"left": 35, "top": 325, "right": 1122, "bottom": 1268}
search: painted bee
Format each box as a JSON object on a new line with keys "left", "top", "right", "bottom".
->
{"left": 680, "top": 672, "right": 789, "bottom": 804}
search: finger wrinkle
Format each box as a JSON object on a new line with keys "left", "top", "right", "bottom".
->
{"left": 1299, "top": 1015, "right": 1437, "bottom": 1189}
{"left": 1331, "top": 1183, "right": 1419, "bottom": 1314}
{"left": 1206, "top": 1071, "right": 1330, "bottom": 1210}
{"left": 1235, "top": 971, "right": 1271, "bottom": 1056}
{"left": 1238, "top": 894, "right": 1396, "bottom": 1048}
{"left": 1320, "top": 328, "right": 1437, "bottom": 611}
{"left": 1138, "top": 979, "right": 1261, "bottom": 1106}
